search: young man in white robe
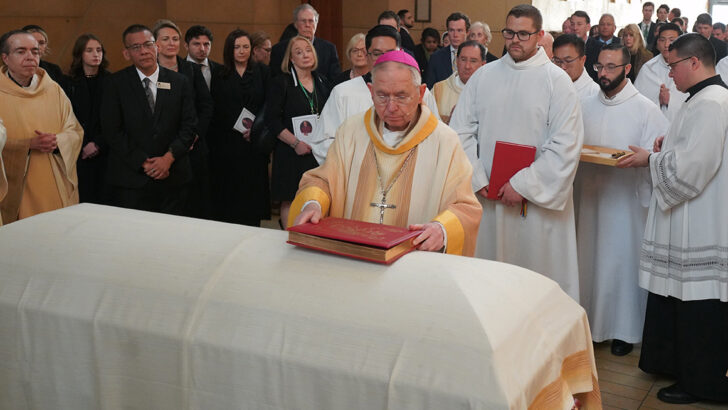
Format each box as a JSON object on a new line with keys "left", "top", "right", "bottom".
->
{"left": 634, "top": 23, "right": 687, "bottom": 123}
{"left": 552, "top": 34, "right": 599, "bottom": 103}
{"left": 619, "top": 33, "right": 728, "bottom": 405}
{"left": 432, "top": 40, "right": 486, "bottom": 124}
{"left": 310, "top": 25, "right": 440, "bottom": 165}
{"left": 449, "top": 5, "right": 584, "bottom": 300}
{"left": 290, "top": 50, "right": 481, "bottom": 256}
{"left": 576, "top": 43, "right": 668, "bottom": 357}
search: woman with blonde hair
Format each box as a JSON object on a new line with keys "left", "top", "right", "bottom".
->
{"left": 265, "top": 35, "right": 331, "bottom": 227}
{"left": 621, "top": 23, "right": 653, "bottom": 81}
{"left": 333, "top": 33, "right": 368, "bottom": 85}
{"left": 467, "top": 21, "right": 498, "bottom": 62}
{"left": 21, "top": 25, "right": 64, "bottom": 83}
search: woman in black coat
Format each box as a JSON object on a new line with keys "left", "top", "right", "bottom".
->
{"left": 64, "top": 33, "right": 111, "bottom": 204}
{"left": 208, "top": 29, "right": 271, "bottom": 226}
{"left": 154, "top": 19, "right": 215, "bottom": 219}
{"left": 265, "top": 35, "right": 331, "bottom": 227}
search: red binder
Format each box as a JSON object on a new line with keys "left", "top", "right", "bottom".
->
{"left": 287, "top": 218, "right": 423, "bottom": 264}
{"left": 487, "top": 141, "right": 537, "bottom": 200}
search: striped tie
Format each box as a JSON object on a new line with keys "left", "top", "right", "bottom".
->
{"left": 142, "top": 77, "right": 155, "bottom": 112}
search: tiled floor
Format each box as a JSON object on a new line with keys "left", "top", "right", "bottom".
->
{"left": 263, "top": 217, "right": 726, "bottom": 409}
{"left": 594, "top": 342, "right": 728, "bottom": 410}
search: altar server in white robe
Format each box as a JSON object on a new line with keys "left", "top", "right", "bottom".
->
{"left": 310, "top": 25, "right": 440, "bottom": 164}
{"left": 577, "top": 43, "right": 668, "bottom": 357}
{"left": 552, "top": 34, "right": 599, "bottom": 103}
{"left": 619, "top": 33, "right": 728, "bottom": 405}
{"left": 450, "top": 4, "right": 584, "bottom": 301}
{"left": 716, "top": 52, "right": 728, "bottom": 82}
{"left": 634, "top": 23, "right": 687, "bottom": 123}
{"left": 432, "top": 40, "right": 486, "bottom": 124}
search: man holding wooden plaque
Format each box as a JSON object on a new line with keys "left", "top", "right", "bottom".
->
{"left": 450, "top": 4, "right": 583, "bottom": 301}
{"left": 575, "top": 43, "right": 667, "bottom": 357}
{"left": 290, "top": 50, "right": 481, "bottom": 256}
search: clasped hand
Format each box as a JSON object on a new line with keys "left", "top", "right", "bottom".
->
{"left": 477, "top": 182, "right": 523, "bottom": 207}
{"left": 29, "top": 130, "right": 57, "bottom": 153}
{"left": 143, "top": 152, "right": 174, "bottom": 180}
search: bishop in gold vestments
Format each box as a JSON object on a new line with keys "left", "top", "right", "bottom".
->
{"left": 290, "top": 51, "right": 481, "bottom": 256}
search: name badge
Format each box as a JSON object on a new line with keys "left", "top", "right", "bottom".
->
{"left": 157, "top": 82, "right": 171, "bottom": 90}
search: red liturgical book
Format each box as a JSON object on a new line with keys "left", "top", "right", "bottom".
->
{"left": 287, "top": 217, "right": 422, "bottom": 264}
{"left": 487, "top": 141, "right": 537, "bottom": 200}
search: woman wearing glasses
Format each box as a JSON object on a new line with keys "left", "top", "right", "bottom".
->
{"left": 333, "top": 33, "right": 368, "bottom": 86}
{"left": 265, "top": 35, "right": 331, "bottom": 228}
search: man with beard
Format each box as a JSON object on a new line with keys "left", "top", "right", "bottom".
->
{"left": 575, "top": 43, "right": 667, "bottom": 356}
{"left": 450, "top": 4, "right": 584, "bottom": 301}
{"left": 432, "top": 40, "right": 486, "bottom": 124}
{"left": 635, "top": 23, "right": 687, "bottom": 123}
{"left": 618, "top": 33, "right": 728, "bottom": 405}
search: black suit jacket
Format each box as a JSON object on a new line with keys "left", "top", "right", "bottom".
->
{"left": 400, "top": 29, "right": 416, "bottom": 54}
{"left": 424, "top": 45, "right": 454, "bottom": 88}
{"left": 176, "top": 56, "right": 213, "bottom": 148}
{"left": 269, "top": 37, "right": 341, "bottom": 83}
{"left": 102, "top": 65, "right": 197, "bottom": 188}
{"left": 585, "top": 36, "right": 621, "bottom": 82}
{"left": 638, "top": 21, "right": 658, "bottom": 52}
{"left": 710, "top": 36, "right": 728, "bottom": 62}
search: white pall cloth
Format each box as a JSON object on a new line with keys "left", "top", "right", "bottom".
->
{"left": 0, "top": 204, "right": 601, "bottom": 409}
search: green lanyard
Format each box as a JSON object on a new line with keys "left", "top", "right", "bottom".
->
{"left": 299, "top": 82, "right": 318, "bottom": 115}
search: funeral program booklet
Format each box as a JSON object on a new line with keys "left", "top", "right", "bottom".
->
{"left": 233, "top": 108, "right": 256, "bottom": 134}
{"left": 291, "top": 114, "right": 319, "bottom": 145}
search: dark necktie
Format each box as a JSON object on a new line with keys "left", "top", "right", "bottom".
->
{"left": 142, "top": 77, "right": 155, "bottom": 112}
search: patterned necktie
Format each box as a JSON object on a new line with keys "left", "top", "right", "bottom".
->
{"left": 142, "top": 77, "right": 155, "bottom": 112}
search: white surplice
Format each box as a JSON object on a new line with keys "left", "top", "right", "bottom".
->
{"left": 634, "top": 54, "right": 688, "bottom": 124}
{"left": 576, "top": 80, "right": 668, "bottom": 342}
{"left": 450, "top": 47, "right": 584, "bottom": 301}
{"left": 641, "top": 82, "right": 728, "bottom": 302}
{"left": 310, "top": 76, "right": 440, "bottom": 164}
{"left": 573, "top": 68, "right": 600, "bottom": 103}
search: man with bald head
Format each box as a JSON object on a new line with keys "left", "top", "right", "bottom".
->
{"left": 290, "top": 50, "right": 481, "bottom": 256}
{"left": 585, "top": 13, "right": 621, "bottom": 81}
{"left": 0, "top": 29, "right": 82, "bottom": 223}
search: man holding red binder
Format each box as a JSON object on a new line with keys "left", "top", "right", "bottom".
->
{"left": 450, "top": 4, "right": 584, "bottom": 301}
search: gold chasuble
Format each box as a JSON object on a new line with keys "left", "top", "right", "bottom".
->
{"left": 0, "top": 67, "right": 83, "bottom": 223}
{"left": 432, "top": 73, "right": 463, "bottom": 124}
{"left": 290, "top": 105, "right": 481, "bottom": 256}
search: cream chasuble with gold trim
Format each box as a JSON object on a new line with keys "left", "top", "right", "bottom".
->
{"left": 289, "top": 105, "right": 481, "bottom": 256}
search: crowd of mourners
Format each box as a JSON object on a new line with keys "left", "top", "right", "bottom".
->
{"left": 0, "top": 2, "right": 727, "bottom": 406}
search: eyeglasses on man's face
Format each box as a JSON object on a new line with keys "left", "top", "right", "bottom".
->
{"left": 367, "top": 49, "right": 396, "bottom": 59}
{"left": 501, "top": 29, "right": 539, "bottom": 41}
{"left": 373, "top": 94, "right": 414, "bottom": 107}
{"left": 667, "top": 56, "right": 694, "bottom": 72}
{"left": 126, "top": 41, "right": 155, "bottom": 53}
{"left": 593, "top": 63, "right": 627, "bottom": 73}
{"left": 552, "top": 56, "right": 581, "bottom": 66}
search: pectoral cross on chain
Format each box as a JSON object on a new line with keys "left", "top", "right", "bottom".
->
{"left": 370, "top": 194, "right": 396, "bottom": 224}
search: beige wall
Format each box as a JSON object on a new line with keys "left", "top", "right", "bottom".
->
{"left": 2, "top": 0, "right": 522, "bottom": 74}
{"left": 0, "top": 0, "right": 299, "bottom": 73}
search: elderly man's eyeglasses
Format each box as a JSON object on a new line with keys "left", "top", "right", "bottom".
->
{"left": 593, "top": 63, "right": 627, "bottom": 73}
{"left": 667, "top": 56, "right": 694, "bottom": 72}
{"left": 501, "top": 29, "right": 539, "bottom": 41}
{"left": 126, "top": 41, "right": 156, "bottom": 53}
{"left": 373, "top": 94, "right": 414, "bottom": 106}
{"left": 552, "top": 56, "right": 581, "bottom": 66}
